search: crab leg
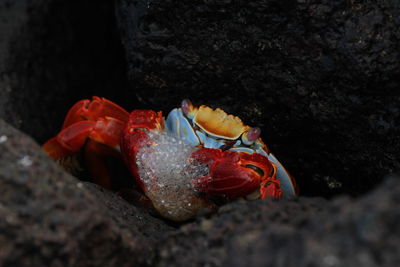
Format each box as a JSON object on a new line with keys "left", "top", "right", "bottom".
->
{"left": 62, "top": 96, "right": 130, "bottom": 129}
{"left": 44, "top": 96, "right": 129, "bottom": 159}
{"left": 43, "top": 117, "right": 126, "bottom": 159}
{"left": 43, "top": 120, "right": 98, "bottom": 169}
{"left": 43, "top": 116, "right": 127, "bottom": 189}
{"left": 42, "top": 137, "right": 75, "bottom": 160}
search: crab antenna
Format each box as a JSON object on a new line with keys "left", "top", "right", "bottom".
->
{"left": 242, "top": 127, "right": 261, "bottom": 145}
{"left": 181, "top": 99, "right": 194, "bottom": 117}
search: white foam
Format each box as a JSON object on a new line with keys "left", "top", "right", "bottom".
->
{"left": 136, "top": 131, "right": 214, "bottom": 221}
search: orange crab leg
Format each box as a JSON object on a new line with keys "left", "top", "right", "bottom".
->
{"left": 44, "top": 120, "right": 99, "bottom": 159}
{"left": 42, "top": 137, "right": 75, "bottom": 159}
{"left": 43, "top": 117, "right": 126, "bottom": 159}
{"left": 43, "top": 96, "right": 131, "bottom": 189}
{"left": 61, "top": 99, "right": 91, "bottom": 129}
{"left": 62, "top": 96, "right": 130, "bottom": 129}
{"left": 57, "top": 121, "right": 97, "bottom": 152}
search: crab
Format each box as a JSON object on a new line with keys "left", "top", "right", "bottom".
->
{"left": 43, "top": 97, "right": 298, "bottom": 221}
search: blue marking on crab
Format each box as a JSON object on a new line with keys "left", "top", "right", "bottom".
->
{"left": 230, "top": 142, "right": 296, "bottom": 196}
{"left": 165, "top": 108, "right": 199, "bottom": 146}
{"left": 266, "top": 153, "right": 297, "bottom": 197}
{"left": 195, "top": 130, "right": 226, "bottom": 149}
{"left": 165, "top": 103, "right": 298, "bottom": 198}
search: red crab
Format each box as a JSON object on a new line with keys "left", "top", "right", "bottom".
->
{"left": 43, "top": 97, "right": 297, "bottom": 221}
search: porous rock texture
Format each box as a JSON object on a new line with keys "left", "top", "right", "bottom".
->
{"left": 1, "top": 117, "right": 400, "bottom": 266}
{"left": 116, "top": 0, "right": 400, "bottom": 196}
{"left": 0, "top": 120, "right": 173, "bottom": 266}
{"left": 0, "top": 0, "right": 400, "bottom": 266}
{"left": 157, "top": 175, "right": 400, "bottom": 267}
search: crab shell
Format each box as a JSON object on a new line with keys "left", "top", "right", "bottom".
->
{"left": 165, "top": 102, "right": 298, "bottom": 197}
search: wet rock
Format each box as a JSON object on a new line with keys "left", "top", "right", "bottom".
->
{"left": 115, "top": 0, "right": 400, "bottom": 196}
{"left": 0, "top": 120, "right": 173, "bottom": 266}
{"left": 156, "top": 175, "right": 400, "bottom": 267}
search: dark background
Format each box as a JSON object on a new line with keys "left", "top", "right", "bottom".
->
{"left": 1, "top": 0, "right": 399, "bottom": 198}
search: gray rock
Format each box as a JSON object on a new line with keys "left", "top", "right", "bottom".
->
{"left": 1, "top": 117, "right": 399, "bottom": 266}
{"left": 0, "top": 120, "right": 173, "bottom": 267}
{"left": 157, "top": 176, "right": 400, "bottom": 267}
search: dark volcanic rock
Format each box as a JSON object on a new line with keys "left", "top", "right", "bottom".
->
{"left": 1, "top": 118, "right": 399, "bottom": 267}
{"left": 0, "top": 0, "right": 132, "bottom": 143}
{"left": 0, "top": 120, "right": 173, "bottom": 267}
{"left": 157, "top": 176, "right": 400, "bottom": 267}
{"left": 115, "top": 0, "right": 400, "bottom": 196}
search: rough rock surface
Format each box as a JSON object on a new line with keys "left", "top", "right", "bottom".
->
{"left": 115, "top": 0, "right": 400, "bottom": 196}
{"left": 157, "top": 176, "right": 400, "bottom": 267}
{"left": 1, "top": 117, "right": 400, "bottom": 266}
{"left": 0, "top": 120, "right": 173, "bottom": 266}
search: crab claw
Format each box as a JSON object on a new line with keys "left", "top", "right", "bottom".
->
{"left": 190, "top": 148, "right": 282, "bottom": 199}
{"left": 260, "top": 172, "right": 282, "bottom": 199}
{"left": 43, "top": 96, "right": 130, "bottom": 160}
{"left": 121, "top": 109, "right": 164, "bottom": 191}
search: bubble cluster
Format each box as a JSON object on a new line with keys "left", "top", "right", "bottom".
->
{"left": 136, "top": 131, "right": 216, "bottom": 221}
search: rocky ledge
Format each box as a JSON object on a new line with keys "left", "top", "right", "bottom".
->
{"left": 0, "top": 120, "right": 173, "bottom": 266}
{"left": 1, "top": 120, "right": 399, "bottom": 266}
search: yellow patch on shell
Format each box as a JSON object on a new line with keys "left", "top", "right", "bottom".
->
{"left": 193, "top": 105, "right": 250, "bottom": 140}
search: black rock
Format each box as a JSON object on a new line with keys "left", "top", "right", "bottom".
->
{"left": 115, "top": 0, "right": 400, "bottom": 196}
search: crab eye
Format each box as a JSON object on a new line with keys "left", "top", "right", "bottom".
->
{"left": 242, "top": 127, "right": 261, "bottom": 145}
{"left": 181, "top": 99, "right": 193, "bottom": 116}
{"left": 248, "top": 127, "right": 261, "bottom": 141}
{"left": 244, "top": 164, "right": 264, "bottom": 177}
